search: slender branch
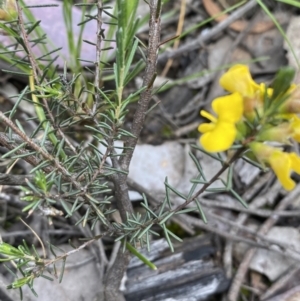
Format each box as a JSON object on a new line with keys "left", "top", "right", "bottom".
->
{"left": 0, "top": 112, "right": 111, "bottom": 225}
{"left": 189, "top": 214, "right": 300, "bottom": 262}
{"left": 103, "top": 2, "right": 162, "bottom": 300}
{"left": 201, "top": 199, "right": 300, "bottom": 217}
{"left": 120, "top": 0, "right": 162, "bottom": 171}
{"left": 172, "top": 148, "right": 244, "bottom": 212}
{"left": 44, "top": 233, "right": 106, "bottom": 268}
{"left": 115, "top": 148, "right": 244, "bottom": 236}
{"left": 16, "top": 0, "right": 78, "bottom": 156}
{"left": 93, "top": 0, "right": 103, "bottom": 114}
{"left": 207, "top": 211, "right": 300, "bottom": 261}
{"left": 0, "top": 132, "right": 115, "bottom": 189}
{"left": 0, "top": 112, "right": 71, "bottom": 177}
{"left": 0, "top": 132, "right": 56, "bottom": 176}
{"left": 110, "top": 0, "right": 162, "bottom": 222}
{"left": 15, "top": 0, "right": 43, "bottom": 79}
{"left": 83, "top": 124, "right": 117, "bottom": 190}
{"left": 0, "top": 133, "right": 58, "bottom": 151}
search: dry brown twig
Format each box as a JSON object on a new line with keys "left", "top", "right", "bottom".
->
{"left": 158, "top": 0, "right": 259, "bottom": 63}
{"left": 227, "top": 185, "right": 300, "bottom": 301}
{"left": 161, "top": 0, "right": 186, "bottom": 77}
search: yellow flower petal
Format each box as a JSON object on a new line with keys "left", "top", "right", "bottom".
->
{"left": 219, "top": 64, "right": 260, "bottom": 97}
{"left": 200, "top": 121, "right": 237, "bottom": 152}
{"left": 212, "top": 92, "right": 243, "bottom": 123}
{"left": 200, "top": 110, "right": 217, "bottom": 123}
{"left": 290, "top": 115, "right": 300, "bottom": 142}
{"left": 269, "top": 151, "right": 295, "bottom": 190}
{"left": 198, "top": 93, "right": 243, "bottom": 152}
{"left": 198, "top": 122, "right": 215, "bottom": 133}
{"left": 290, "top": 152, "right": 300, "bottom": 174}
{"left": 258, "top": 83, "right": 273, "bottom": 98}
{"left": 251, "top": 143, "right": 300, "bottom": 191}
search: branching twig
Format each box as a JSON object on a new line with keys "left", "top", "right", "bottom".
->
{"left": 16, "top": 0, "right": 78, "bottom": 155}
{"left": 0, "top": 112, "right": 111, "bottom": 225}
{"left": 0, "top": 112, "right": 71, "bottom": 178}
{"left": 44, "top": 232, "right": 106, "bottom": 268}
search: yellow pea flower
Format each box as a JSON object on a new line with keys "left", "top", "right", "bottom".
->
{"left": 250, "top": 142, "right": 300, "bottom": 190}
{"left": 219, "top": 64, "right": 261, "bottom": 97}
{"left": 219, "top": 64, "right": 272, "bottom": 119}
{"left": 270, "top": 151, "right": 300, "bottom": 190}
{"left": 289, "top": 114, "right": 300, "bottom": 142}
{"left": 198, "top": 92, "right": 243, "bottom": 152}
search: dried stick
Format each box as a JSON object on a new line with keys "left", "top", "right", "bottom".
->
{"left": 161, "top": 0, "right": 186, "bottom": 77}
{"left": 188, "top": 213, "right": 300, "bottom": 262}
{"left": 222, "top": 181, "right": 281, "bottom": 278}
{"left": 201, "top": 199, "right": 300, "bottom": 217}
{"left": 206, "top": 211, "right": 300, "bottom": 261}
{"left": 261, "top": 267, "right": 300, "bottom": 300}
{"left": 158, "top": 0, "right": 258, "bottom": 63}
{"left": 227, "top": 184, "right": 300, "bottom": 301}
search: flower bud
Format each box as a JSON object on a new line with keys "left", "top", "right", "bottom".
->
{"left": 0, "top": 0, "right": 17, "bottom": 21}
{"left": 7, "top": 275, "right": 33, "bottom": 289}
{"left": 279, "top": 85, "right": 300, "bottom": 114}
{"left": 257, "top": 123, "right": 292, "bottom": 143}
{"left": 249, "top": 142, "right": 274, "bottom": 162}
{"left": 0, "top": 242, "right": 24, "bottom": 257}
